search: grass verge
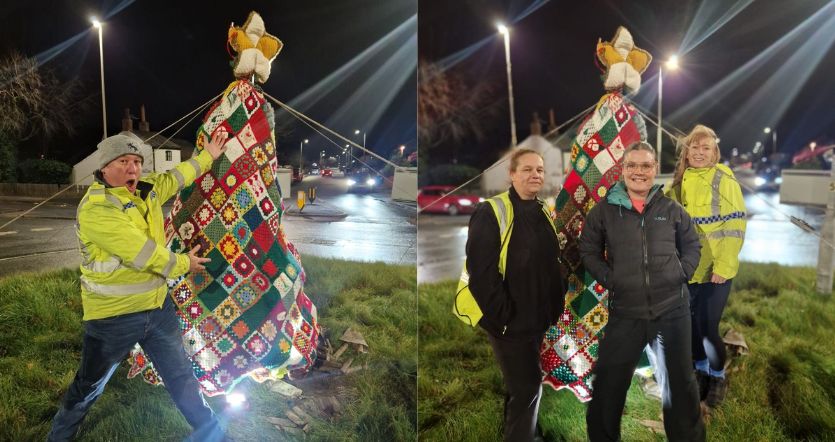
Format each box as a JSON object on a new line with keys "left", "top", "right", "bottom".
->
{"left": 0, "top": 256, "right": 416, "bottom": 441}
{"left": 418, "top": 262, "right": 835, "bottom": 441}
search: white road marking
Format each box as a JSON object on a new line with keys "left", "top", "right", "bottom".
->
{"left": 0, "top": 231, "right": 17, "bottom": 236}
{"left": 30, "top": 227, "right": 54, "bottom": 232}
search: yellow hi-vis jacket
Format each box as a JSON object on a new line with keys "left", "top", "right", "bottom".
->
{"left": 453, "top": 191, "right": 557, "bottom": 327}
{"left": 668, "top": 163, "right": 746, "bottom": 283}
{"left": 76, "top": 150, "right": 213, "bottom": 320}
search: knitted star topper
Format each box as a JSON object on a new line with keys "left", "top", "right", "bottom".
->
{"left": 596, "top": 26, "right": 652, "bottom": 94}
{"left": 227, "top": 11, "right": 283, "bottom": 83}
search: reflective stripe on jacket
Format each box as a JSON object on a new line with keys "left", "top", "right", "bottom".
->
{"left": 453, "top": 191, "right": 557, "bottom": 327}
{"left": 77, "top": 150, "right": 213, "bottom": 320}
{"left": 668, "top": 163, "right": 746, "bottom": 283}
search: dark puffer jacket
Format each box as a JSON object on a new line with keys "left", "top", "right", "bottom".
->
{"left": 579, "top": 182, "right": 701, "bottom": 319}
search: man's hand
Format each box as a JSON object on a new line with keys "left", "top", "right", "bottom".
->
{"left": 188, "top": 245, "right": 211, "bottom": 272}
{"left": 204, "top": 130, "right": 229, "bottom": 160}
{"left": 710, "top": 273, "right": 727, "bottom": 284}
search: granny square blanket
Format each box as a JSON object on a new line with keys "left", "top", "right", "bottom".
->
{"left": 128, "top": 79, "right": 319, "bottom": 396}
{"left": 540, "top": 92, "right": 646, "bottom": 401}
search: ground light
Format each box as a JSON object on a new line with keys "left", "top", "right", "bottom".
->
{"left": 225, "top": 392, "right": 247, "bottom": 410}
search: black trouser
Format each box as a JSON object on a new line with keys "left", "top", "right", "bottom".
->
{"left": 486, "top": 332, "right": 543, "bottom": 442}
{"left": 587, "top": 304, "right": 705, "bottom": 442}
{"left": 689, "top": 280, "right": 732, "bottom": 373}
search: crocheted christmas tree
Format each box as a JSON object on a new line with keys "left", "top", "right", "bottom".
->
{"left": 539, "top": 27, "right": 650, "bottom": 402}
{"left": 128, "top": 11, "right": 319, "bottom": 396}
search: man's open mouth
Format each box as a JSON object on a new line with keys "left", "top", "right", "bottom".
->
{"left": 127, "top": 179, "right": 137, "bottom": 186}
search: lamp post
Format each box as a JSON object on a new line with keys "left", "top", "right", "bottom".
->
{"left": 497, "top": 23, "right": 517, "bottom": 147}
{"left": 91, "top": 17, "right": 107, "bottom": 139}
{"left": 299, "top": 138, "right": 308, "bottom": 175}
{"left": 399, "top": 144, "right": 405, "bottom": 157}
{"left": 764, "top": 127, "right": 777, "bottom": 154}
{"left": 353, "top": 129, "right": 365, "bottom": 171}
{"left": 657, "top": 55, "right": 679, "bottom": 168}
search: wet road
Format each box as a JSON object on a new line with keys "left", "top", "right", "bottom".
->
{"left": 417, "top": 191, "right": 826, "bottom": 284}
{"left": 282, "top": 175, "right": 416, "bottom": 266}
{"left": 0, "top": 175, "right": 415, "bottom": 278}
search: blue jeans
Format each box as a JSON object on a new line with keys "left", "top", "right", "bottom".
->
{"left": 48, "top": 296, "right": 224, "bottom": 441}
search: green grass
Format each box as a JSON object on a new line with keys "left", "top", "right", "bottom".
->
{"left": 0, "top": 256, "right": 416, "bottom": 441}
{"left": 418, "top": 263, "right": 835, "bottom": 441}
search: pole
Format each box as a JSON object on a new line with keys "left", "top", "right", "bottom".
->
{"left": 502, "top": 32, "right": 517, "bottom": 147}
{"left": 97, "top": 26, "right": 107, "bottom": 139}
{"left": 656, "top": 67, "right": 663, "bottom": 168}
{"left": 773, "top": 130, "right": 777, "bottom": 155}
{"left": 817, "top": 158, "right": 835, "bottom": 295}
{"left": 299, "top": 141, "right": 303, "bottom": 175}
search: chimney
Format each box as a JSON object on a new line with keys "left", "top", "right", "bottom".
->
{"left": 530, "top": 112, "right": 542, "bottom": 136}
{"left": 548, "top": 108, "right": 557, "bottom": 134}
{"left": 121, "top": 108, "right": 133, "bottom": 131}
{"left": 139, "top": 105, "right": 150, "bottom": 131}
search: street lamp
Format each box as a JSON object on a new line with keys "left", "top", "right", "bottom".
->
{"left": 810, "top": 141, "right": 818, "bottom": 152}
{"left": 353, "top": 129, "right": 366, "bottom": 170}
{"left": 764, "top": 127, "right": 777, "bottom": 154}
{"left": 399, "top": 145, "right": 405, "bottom": 157}
{"left": 657, "top": 55, "right": 679, "bottom": 168}
{"left": 497, "top": 23, "right": 517, "bottom": 147}
{"left": 299, "top": 138, "right": 308, "bottom": 174}
{"left": 91, "top": 17, "right": 107, "bottom": 139}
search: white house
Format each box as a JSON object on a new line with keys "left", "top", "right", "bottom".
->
{"left": 71, "top": 106, "right": 188, "bottom": 185}
{"left": 481, "top": 134, "right": 565, "bottom": 198}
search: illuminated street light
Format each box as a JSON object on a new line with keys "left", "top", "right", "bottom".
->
{"left": 399, "top": 144, "right": 405, "bottom": 156}
{"left": 810, "top": 141, "right": 817, "bottom": 151}
{"left": 352, "top": 129, "right": 365, "bottom": 172}
{"left": 299, "top": 138, "right": 308, "bottom": 175}
{"left": 497, "top": 23, "right": 517, "bottom": 147}
{"left": 90, "top": 16, "right": 107, "bottom": 139}
{"left": 657, "top": 55, "right": 679, "bottom": 168}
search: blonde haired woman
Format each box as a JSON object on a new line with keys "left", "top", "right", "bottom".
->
{"left": 668, "top": 124, "right": 746, "bottom": 408}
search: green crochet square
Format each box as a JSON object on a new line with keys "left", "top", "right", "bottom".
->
{"left": 598, "top": 118, "right": 619, "bottom": 145}
{"left": 227, "top": 106, "right": 249, "bottom": 134}
{"left": 202, "top": 217, "right": 227, "bottom": 246}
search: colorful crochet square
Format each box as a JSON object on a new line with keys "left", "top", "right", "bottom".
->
{"left": 540, "top": 92, "right": 646, "bottom": 402}
{"left": 127, "top": 79, "right": 319, "bottom": 397}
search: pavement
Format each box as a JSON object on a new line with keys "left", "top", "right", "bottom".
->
{"left": 282, "top": 200, "right": 347, "bottom": 220}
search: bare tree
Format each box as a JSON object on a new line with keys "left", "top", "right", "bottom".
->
{"left": 0, "top": 52, "right": 81, "bottom": 143}
{"left": 418, "top": 60, "right": 499, "bottom": 161}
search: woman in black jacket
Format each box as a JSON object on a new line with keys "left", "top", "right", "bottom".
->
{"left": 465, "top": 148, "right": 565, "bottom": 441}
{"left": 579, "top": 142, "right": 704, "bottom": 442}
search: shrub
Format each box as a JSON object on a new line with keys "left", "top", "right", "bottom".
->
{"left": 16, "top": 158, "right": 72, "bottom": 184}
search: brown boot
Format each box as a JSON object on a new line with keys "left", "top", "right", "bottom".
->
{"left": 705, "top": 376, "right": 727, "bottom": 408}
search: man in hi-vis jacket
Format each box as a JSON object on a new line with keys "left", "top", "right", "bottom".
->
{"left": 49, "top": 130, "right": 228, "bottom": 441}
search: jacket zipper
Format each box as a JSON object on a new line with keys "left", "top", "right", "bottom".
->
{"left": 641, "top": 215, "right": 652, "bottom": 316}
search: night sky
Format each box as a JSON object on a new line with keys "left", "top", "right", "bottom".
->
{"left": 1, "top": 0, "right": 416, "bottom": 166}
{"left": 419, "top": 0, "right": 835, "bottom": 170}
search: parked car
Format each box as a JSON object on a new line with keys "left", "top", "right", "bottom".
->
{"left": 346, "top": 168, "right": 381, "bottom": 193}
{"left": 292, "top": 167, "right": 304, "bottom": 183}
{"left": 418, "top": 185, "right": 483, "bottom": 215}
{"left": 321, "top": 168, "right": 333, "bottom": 177}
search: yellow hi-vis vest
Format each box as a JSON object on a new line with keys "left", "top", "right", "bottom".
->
{"left": 668, "top": 163, "right": 746, "bottom": 283}
{"left": 76, "top": 150, "right": 213, "bottom": 320}
{"left": 453, "top": 191, "right": 557, "bottom": 327}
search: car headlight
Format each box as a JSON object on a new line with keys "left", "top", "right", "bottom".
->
{"left": 458, "top": 199, "right": 473, "bottom": 206}
{"left": 479, "top": 197, "right": 485, "bottom": 202}
{"left": 366, "top": 178, "right": 377, "bottom": 186}
{"left": 347, "top": 179, "right": 356, "bottom": 186}
{"left": 775, "top": 177, "right": 783, "bottom": 185}
{"left": 754, "top": 176, "right": 766, "bottom": 187}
